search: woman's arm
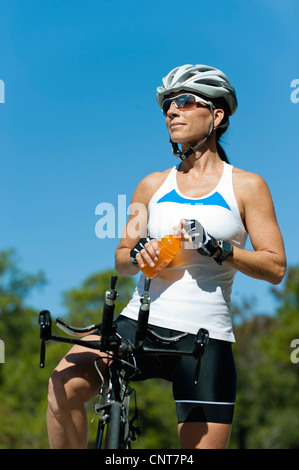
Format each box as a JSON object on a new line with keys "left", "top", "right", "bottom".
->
{"left": 174, "top": 171, "right": 286, "bottom": 285}
{"left": 226, "top": 172, "right": 286, "bottom": 285}
{"left": 114, "top": 172, "right": 163, "bottom": 276}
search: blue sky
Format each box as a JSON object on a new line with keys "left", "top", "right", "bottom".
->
{"left": 0, "top": 0, "right": 298, "bottom": 319}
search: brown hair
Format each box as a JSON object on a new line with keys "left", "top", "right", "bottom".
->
{"left": 211, "top": 97, "right": 231, "bottom": 164}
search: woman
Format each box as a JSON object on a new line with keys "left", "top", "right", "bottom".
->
{"left": 47, "top": 64, "right": 286, "bottom": 449}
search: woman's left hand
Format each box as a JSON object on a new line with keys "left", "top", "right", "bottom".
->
{"left": 173, "top": 219, "right": 192, "bottom": 243}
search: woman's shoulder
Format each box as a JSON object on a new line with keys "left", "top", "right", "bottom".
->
{"left": 140, "top": 167, "right": 174, "bottom": 185}
{"left": 232, "top": 166, "right": 269, "bottom": 189}
{"left": 132, "top": 167, "right": 174, "bottom": 204}
{"left": 232, "top": 166, "right": 272, "bottom": 203}
{"left": 135, "top": 167, "right": 174, "bottom": 193}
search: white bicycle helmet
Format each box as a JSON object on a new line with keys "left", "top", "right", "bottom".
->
{"left": 157, "top": 64, "right": 237, "bottom": 115}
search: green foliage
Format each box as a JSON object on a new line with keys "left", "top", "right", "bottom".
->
{"left": 0, "top": 249, "right": 50, "bottom": 448}
{"left": 1, "top": 249, "right": 299, "bottom": 449}
{"left": 131, "top": 380, "right": 179, "bottom": 449}
{"left": 61, "top": 269, "right": 135, "bottom": 325}
{"left": 0, "top": 251, "right": 135, "bottom": 448}
{"left": 229, "top": 266, "right": 299, "bottom": 449}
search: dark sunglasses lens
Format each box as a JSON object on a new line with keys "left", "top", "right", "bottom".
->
{"left": 162, "top": 95, "right": 196, "bottom": 114}
{"left": 162, "top": 99, "right": 172, "bottom": 114}
{"left": 179, "top": 95, "right": 196, "bottom": 108}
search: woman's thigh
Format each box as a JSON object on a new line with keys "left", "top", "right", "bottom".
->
{"left": 173, "top": 338, "right": 237, "bottom": 437}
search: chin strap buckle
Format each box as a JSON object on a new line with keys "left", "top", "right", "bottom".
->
{"left": 170, "top": 140, "right": 195, "bottom": 160}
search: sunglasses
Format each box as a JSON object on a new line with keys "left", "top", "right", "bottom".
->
{"left": 161, "top": 93, "right": 212, "bottom": 115}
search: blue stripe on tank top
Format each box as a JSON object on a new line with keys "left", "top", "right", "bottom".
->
{"left": 156, "top": 189, "right": 231, "bottom": 211}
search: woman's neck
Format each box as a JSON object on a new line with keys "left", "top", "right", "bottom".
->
{"left": 179, "top": 142, "right": 223, "bottom": 174}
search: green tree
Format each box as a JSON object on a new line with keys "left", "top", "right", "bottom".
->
{"left": 0, "top": 251, "right": 136, "bottom": 448}
{"left": 61, "top": 269, "right": 135, "bottom": 325}
{"left": 230, "top": 266, "right": 299, "bottom": 449}
{"left": 0, "top": 249, "right": 49, "bottom": 448}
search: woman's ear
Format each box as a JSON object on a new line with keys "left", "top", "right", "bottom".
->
{"left": 213, "top": 108, "right": 225, "bottom": 128}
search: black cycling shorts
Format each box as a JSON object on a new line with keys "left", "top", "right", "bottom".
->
{"left": 113, "top": 315, "right": 237, "bottom": 425}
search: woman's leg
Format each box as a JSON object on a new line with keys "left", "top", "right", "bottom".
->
{"left": 178, "top": 422, "right": 232, "bottom": 449}
{"left": 173, "top": 337, "right": 236, "bottom": 450}
{"left": 46, "top": 334, "right": 107, "bottom": 449}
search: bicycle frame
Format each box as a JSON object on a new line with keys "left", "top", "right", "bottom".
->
{"left": 38, "top": 275, "right": 209, "bottom": 449}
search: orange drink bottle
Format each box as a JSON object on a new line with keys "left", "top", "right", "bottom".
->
{"left": 140, "top": 234, "right": 181, "bottom": 279}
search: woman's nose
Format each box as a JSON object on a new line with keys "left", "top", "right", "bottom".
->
{"left": 167, "top": 101, "right": 180, "bottom": 116}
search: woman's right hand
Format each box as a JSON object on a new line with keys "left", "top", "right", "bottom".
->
{"left": 130, "top": 237, "right": 160, "bottom": 269}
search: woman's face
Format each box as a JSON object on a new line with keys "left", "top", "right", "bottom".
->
{"left": 165, "top": 92, "right": 224, "bottom": 151}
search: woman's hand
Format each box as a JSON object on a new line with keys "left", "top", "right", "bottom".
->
{"left": 130, "top": 237, "right": 160, "bottom": 269}
{"left": 173, "top": 219, "right": 219, "bottom": 257}
{"left": 173, "top": 219, "right": 191, "bottom": 243}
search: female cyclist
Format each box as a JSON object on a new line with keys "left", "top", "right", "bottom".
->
{"left": 47, "top": 64, "right": 286, "bottom": 449}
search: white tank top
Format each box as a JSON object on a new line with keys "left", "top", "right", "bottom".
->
{"left": 121, "top": 162, "right": 248, "bottom": 342}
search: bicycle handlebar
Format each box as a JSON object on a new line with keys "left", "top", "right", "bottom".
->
{"left": 38, "top": 275, "right": 209, "bottom": 384}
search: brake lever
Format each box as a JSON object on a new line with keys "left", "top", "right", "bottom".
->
{"left": 39, "top": 310, "right": 52, "bottom": 368}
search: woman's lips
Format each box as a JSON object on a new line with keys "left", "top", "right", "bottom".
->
{"left": 169, "top": 122, "right": 185, "bottom": 129}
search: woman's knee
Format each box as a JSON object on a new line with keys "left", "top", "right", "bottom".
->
{"left": 48, "top": 367, "right": 80, "bottom": 410}
{"left": 47, "top": 346, "right": 104, "bottom": 412}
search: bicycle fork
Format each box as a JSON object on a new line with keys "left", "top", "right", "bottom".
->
{"left": 93, "top": 361, "right": 141, "bottom": 449}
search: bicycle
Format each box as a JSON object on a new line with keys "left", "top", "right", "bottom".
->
{"left": 39, "top": 275, "right": 209, "bottom": 449}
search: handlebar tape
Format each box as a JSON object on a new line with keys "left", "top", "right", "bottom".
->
{"left": 134, "top": 305, "right": 150, "bottom": 346}
{"left": 101, "top": 303, "right": 115, "bottom": 338}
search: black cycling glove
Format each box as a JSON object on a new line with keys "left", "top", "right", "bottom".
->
{"left": 130, "top": 237, "right": 154, "bottom": 266}
{"left": 184, "top": 219, "right": 218, "bottom": 257}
